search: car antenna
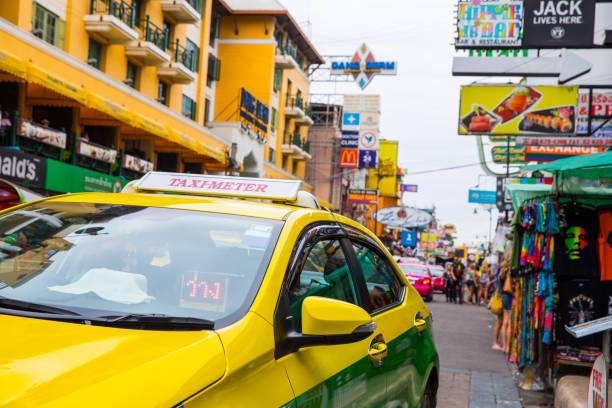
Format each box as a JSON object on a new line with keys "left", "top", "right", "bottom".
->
{"left": 323, "top": 206, "right": 348, "bottom": 237}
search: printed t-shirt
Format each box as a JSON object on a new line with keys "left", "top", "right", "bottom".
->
{"left": 555, "top": 208, "right": 599, "bottom": 280}
{"left": 597, "top": 210, "right": 612, "bottom": 281}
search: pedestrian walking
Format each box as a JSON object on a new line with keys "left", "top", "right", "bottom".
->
{"left": 443, "top": 262, "right": 456, "bottom": 303}
{"left": 452, "top": 258, "right": 464, "bottom": 304}
{"left": 465, "top": 263, "right": 478, "bottom": 304}
{"left": 478, "top": 260, "right": 490, "bottom": 305}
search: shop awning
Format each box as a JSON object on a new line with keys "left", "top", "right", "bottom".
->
{"left": 0, "top": 50, "right": 27, "bottom": 80}
{"left": 506, "top": 183, "right": 552, "bottom": 210}
{"left": 27, "top": 64, "right": 89, "bottom": 106}
{"left": 522, "top": 151, "right": 612, "bottom": 172}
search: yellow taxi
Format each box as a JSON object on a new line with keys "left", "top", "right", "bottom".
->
{"left": 0, "top": 172, "right": 438, "bottom": 408}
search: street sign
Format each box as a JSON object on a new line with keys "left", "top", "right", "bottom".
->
{"left": 400, "top": 184, "right": 418, "bottom": 192}
{"left": 342, "top": 113, "right": 360, "bottom": 131}
{"left": 401, "top": 230, "right": 417, "bottom": 247}
{"left": 340, "top": 135, "right": 359, "bottom": 148}
{"left": 358, "top": 149, "right": 377, "bottom": 169}
{"left": 339, "top": 148, "right": 359, "bottom": 168}
{"left": 358, "top": 130, "right": 379, "bottom": 150}
{"left": 516, "top": 136, "right": 612, "bottom": 147}
{"left": 347, "top": 188, "right": 378, "bottom": 205}
{"left": 468, "top": 189, "right": 497, "bottom": 204}
{"left": 523, "top": 0, "right": 596, "bottom": 48}
{"left": 452, "top": 49, "right": 592, "bottom": 83}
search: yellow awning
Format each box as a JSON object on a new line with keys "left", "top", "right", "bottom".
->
{"left": 0, "top": 50, "right": 27, "bottom": 80}
{"left": 27, "top": 64, "right": 88, "bottom": 105}
{"left": 166, "top": 126, "right": 225, "bottom": 163}
{"left": 131, "top": 111, "right": 169, "bottom": 139}
{"left": 87, "top": 92, "right": 134, "bottom": 126}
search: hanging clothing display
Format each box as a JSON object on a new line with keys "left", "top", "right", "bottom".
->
{"left": 555, "top": 205, "right": 599, "bottom": 280}
{"left": 597, "top": 210, "right": 612, "bottom": 281}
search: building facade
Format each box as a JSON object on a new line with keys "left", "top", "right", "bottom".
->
{"left": 0, "top": 0, "right": 320, "bottom": 195}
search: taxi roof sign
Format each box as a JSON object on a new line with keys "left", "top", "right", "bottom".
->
{"left": 133, "top": 172, "right": 304, "bottom": 201}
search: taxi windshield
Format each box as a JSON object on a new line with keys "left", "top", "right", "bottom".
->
{"left": 0, "top": 201, "right": 281, "bottom": 328}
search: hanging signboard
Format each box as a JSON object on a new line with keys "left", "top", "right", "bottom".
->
{"left": 516, "top": 136, "right": 612, "bottom": 147}
{"left": 459, "top": 85, "right": 578, "bottom": 135}
{"left": 577, "top": 90, "right": 612, "bottom": 138}
{"left": 358, "top": 130, "right": 379, "bottom": 150}
{"left": 468, "top": 189, "right": 497, "bottom": 204}
{"left": 339, "top": 148, "right": 358, "bottom": 168}
{"left": 522, "top": 0, "right": 596, "bottom": 48}
{"left": 358, "top": 149, "right": 377, "bottom": 169}
{"left": 18, "top": 119, "right": 66, "bottom": 149}
{"left": 331, "top": 44, "right": 397, "bottom": 90}
{"left": 375, "top": 206, "right": 433, "bottom": 228}
{"left": 524, "top": 146, "right": 605, "bottom": 161}
{"left": 455, "top": 1, "right": 523, "bottom": 48}
{"left": 240, "top": 88, "right": 269, "bottom": 138}
{"left": 400, "top": 184, "right": 418, "bottom": 192}
{"left": 0, "top": 147, "right": 46, "bottom": 188}
{"left": 401, "top": 230, "right": 417, "bottom": 247}
{"left": 347, "top": 188, "right": 378, "bottom": 205}
{"left": 491, "top": 146, "right": 526, "bottom": 164}
{"left": 123, "top": 153, "right": 154, "bottom": 173}
{"left": 342, "top": 113, "right": 360, "bottom": 131}
{"left": 76, "top": 139, "right": 117, "bottom": 164}
{"left": 340, "top": 135, "right": 359, "bottom": 148}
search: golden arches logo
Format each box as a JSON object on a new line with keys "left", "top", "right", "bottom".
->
{"left": 339, "top": 149, "right": 358, "bottom": 168}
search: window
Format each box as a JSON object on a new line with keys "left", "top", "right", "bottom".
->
{"left": 209, "top": 14, "right": 220, "bottom": 46}
{"left": 32, "top": 3, "right": 65, "bottom": 48}
{"left": 126, "top": 61, "right": 138, "bottom": 89}
{"left": 288, "top": 240, "right": 357, "bottom": 324}
{"left": 182, "top": 95, "right": 196, "bottom": 120}
{"left": 87, "top": 38, "right": 102, "bottom": 69}
{"left": 204, "top": 99, "right": 211, "bottom": 123}
{"left": 268, "top": 147, "right": 275, "bottom": 163}
{"left": 351, "top": 242, "right": 402, "bottom": 311}
{"left": 184, "top": 39, "right": 200, "bottom": 73}
{"left": 157, "top": 81, "right": 168, "bottom": 105}
{"left": 133, "top": 0, "right": 142, "bottom": 27}
{"left": 270, "top": 107, "right": 278, "bottom": 132}
{"left": 188, "top": 0, "right": 203, "bottom": 15}
{"left": 207, "top": 54, "right": 220, "bottom": 87}
{"left": 273, "top": 68, "right": 282, "bottom": 93}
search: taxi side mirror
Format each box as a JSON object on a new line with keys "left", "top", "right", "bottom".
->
{"left": 278, "top": 297, "right": 375, "bottom": 355}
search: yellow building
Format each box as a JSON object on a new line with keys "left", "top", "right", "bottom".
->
{"left": 208, "top": 0, "right": 323, "bottom": 181}
{"left": 0, "top": 0, "right": 321, "bottom": 193}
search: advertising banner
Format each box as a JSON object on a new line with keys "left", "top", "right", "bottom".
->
{"left": 347, "top": 189, "right": 378, "bottom": 204}
{"left": 44, "top": 159, "right": 127, "bottom": 193}
{"left": 375, "top": 206, "right": 433, "bottom": 228}
{"left": 0, "top": 147, "right": 46, "bottom": 188}
{"left": 577, "top": 90, "right": 612, "bottom": 138}
{"left": 524, "top": 146, "right": 604, "bottom": 161}
{"left": 342, "top": 113, "right": 360, "bottom": 131}
{"left": 401, "top": 184, "right": 418, "bottom": 192}
{"left": 240, "top": 88, "right": 269, "bottom": 138}
{"left": 358, "top": 150, "right": 377, "bottom": 169}
{"left": 587, "top": 353, "right": 607, "bottom": 408}
{"left": 468, "top": 189, "right": 497, "bottom": 204}
{"left": 339, "top": 148, "right": 359, "bottom": 168}
{"left": 523, "top": 0, "right": 596, "bottom": 48}
{"left": 340, "top": 135, "right": 359, "bottom": 148}
{"left": 18, "top": 119, "right": 66, "bottom": 149}
{"left": 77, "top": 139, "right": 118, "bottom": 164}
{"left": 123, "top": 153, "right": 154, "bottom": 173}
{"left": 377, "top": 140, "right": 398, "bottom": 197}
{"left": 331, "top": 44, "right": 397, "bottom": 90}
{"left": 455, "top": 1, "right": 523, "bottom": 48}
{"left": 516, "top": 136, "right": 612, "bottom": 147}
{"left": 400, "top": 230, "right": 417, "bottom": 247}
{"left": 491, "top": 146, "right": 526, "bottom": 164}
{"left": 358, "top": 130, "right": 379, "bottom": 150}
{"left": 459, "top": 85, "right": 578, "bottom": 135}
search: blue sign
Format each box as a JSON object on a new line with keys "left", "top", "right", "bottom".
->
{"left": 358, "top": 149, "right": 377, "bottom": 169}
{"left": 400, "top": 184, "right": 418, "bottom": 193}
{"left": 340, "top": 136, "right": 359, "bottom": 148}
{"left": 240, "top": 88, "right": 269, "bottom": 135}
{"left": 342, "top": 113, "right": 360, "bottom": 131}
{"left": 330, "top": 44, "right": 398, "bottom": 90}
{"left": 468, "top": 189, "right": 496, "bottom": 204}
{"left": 401, "top": 230, "right": 417, "bottom": 247}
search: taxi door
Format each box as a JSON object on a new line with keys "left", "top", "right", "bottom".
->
{"left": 347, "top": 238, "right": 435, "bottom": 407}
{"left": 273, "top": 224, "right": 389, "bottom": 407}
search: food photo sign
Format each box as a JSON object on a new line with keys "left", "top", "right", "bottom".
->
{"left": 459, "top": 85, "right": 578, "bottom": 135}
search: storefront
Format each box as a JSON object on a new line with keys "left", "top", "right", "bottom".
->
{"left": 504, "top": 151, "right": 612, "bottom": 390}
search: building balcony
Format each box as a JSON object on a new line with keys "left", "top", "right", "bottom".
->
{"left": 157, "top": 39, "right": 197, "bottom": 84}
{"left": 161, "top": 0, "right": 201, "bottom": 24}
{"left": 274, "top": 45, "right": 300, "bottom": 70}
{"left": 124, "top": 16, "right": 170, "bottom": 66}
{"left": 285, "top": 97, "right": 313, "bottom": 125}
{"left": 295, "top": 105, "right": 314, "bottom": 126}
{"left": 281, "top": 133, "right": 311, "bottom": 160}
{"left": 85, "top": 0, "right": 138, "bottom": 44}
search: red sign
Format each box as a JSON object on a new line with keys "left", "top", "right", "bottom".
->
{"left": 525, "top": 146, "right": 605, "bottom": 162}
{"left": 339, "top": 148, "right": 358, "bottom": 168}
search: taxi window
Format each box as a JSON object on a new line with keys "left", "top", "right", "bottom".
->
{"left": 351, "top": 241, "right": 402, "bottom": 312}
{"left": 0, "top": 201, "right": 281, "bottom": 327}
{"left": 288, "top": 239, "right": 357, "bottom": 325}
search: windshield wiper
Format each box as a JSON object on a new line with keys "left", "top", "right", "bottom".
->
{"left": 0, "top": 296, "right": 82, "bottom": 316}
{"left": 94, "top": 313, "right": 215, "bottom": 330}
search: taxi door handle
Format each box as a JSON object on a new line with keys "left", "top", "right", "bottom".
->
{"left": 368, "top": 341, "right": 387, "bottom": 367}
{"left": 414, "top": 312, "right": 427, "bottom": 333}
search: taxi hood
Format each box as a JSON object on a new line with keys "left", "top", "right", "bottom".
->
{"left": 0, "top": 314, "right": 226, "bottom": 407}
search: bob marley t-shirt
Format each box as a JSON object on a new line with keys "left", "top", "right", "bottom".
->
{"left": 555, "top": 209, "right": 599, "bottom": 279}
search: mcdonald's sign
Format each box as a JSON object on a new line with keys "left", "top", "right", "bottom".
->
{"left": 339, "top": 148, "right": 358, "bottom": 168}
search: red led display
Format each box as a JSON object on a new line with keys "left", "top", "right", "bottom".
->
{"left": 184, "top": 272, "right": 223, "bottom": 302}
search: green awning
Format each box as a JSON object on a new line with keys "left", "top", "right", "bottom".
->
{"left": 506, "top": 183, "right": 552, "bottom": 210}
{"left": 521, "top": 151, "right": 612, "bottom": 172}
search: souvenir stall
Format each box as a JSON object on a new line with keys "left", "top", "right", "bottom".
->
{"left": 506, "top": 151, "right": 612, "bottom": 389}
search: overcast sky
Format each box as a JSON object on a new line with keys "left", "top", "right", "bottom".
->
{"left": 282, "top": 0, "right": 511, "bottom": 246}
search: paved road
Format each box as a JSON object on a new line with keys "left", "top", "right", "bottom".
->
{"left": 428, "top": 293, "right": 523, "bottom": 408}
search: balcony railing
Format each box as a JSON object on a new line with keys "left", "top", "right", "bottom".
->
{"left": 283, "top": 132, "right": 309, "bottom": 153}
{"left": 172, "top": 39, "right": 195, "bottom": 70}
{"left": 141, "top": 16, "right": 169, "bottom": 51}
{"left": 286, "top": 96, "right": 304, "bottom": 110}
{"left": 90, "top": 0, "right": 135, "bottom": 28}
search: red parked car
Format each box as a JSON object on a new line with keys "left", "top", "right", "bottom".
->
{"left": 398, "top": 263, "right": 433, "bottom": 302}
{"left": 429, "top": 265, "right": 445, "bottom": 293}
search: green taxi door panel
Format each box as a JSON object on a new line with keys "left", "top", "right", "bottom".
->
{"left": 280, "top": 238, "right": 388, "bottom": 408}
